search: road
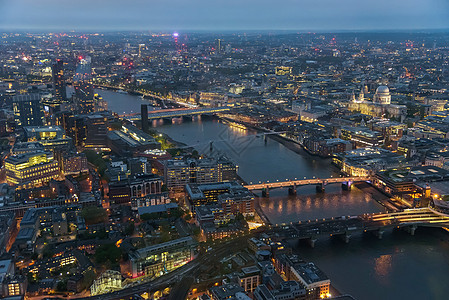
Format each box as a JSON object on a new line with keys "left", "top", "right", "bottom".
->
{"left": 168, "top": 276, "right": 195, "bottom": 300}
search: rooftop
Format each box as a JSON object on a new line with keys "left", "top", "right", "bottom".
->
{"left": 209, "top": 283, "right": 245, "bottom": 300}
{"left": 292, "top": 262, "right": 329, "bottom": 285}
{"left": 137, "top": 203, "right": 178, "bottom": 215}
{"left": 131, "top": 236, "right": 195, "bottom": 260}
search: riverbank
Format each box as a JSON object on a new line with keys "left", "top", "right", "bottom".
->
{"left": 218, "top": 116, "right": 335, "bottom": 163}
{"left": 354, "top": 182, "right": 398, "bottom": 212}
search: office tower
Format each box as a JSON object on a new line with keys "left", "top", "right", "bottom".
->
{"left": 84, "top": 114, "right": 108, "bottom": 148}
{"left": 73, "top": 56, "right": 92, "bottom": 82}
{"left": 139, "top": 44, "right": 145, "bottom": 58}
{"left": 141, "top": 104, "right": 148, "bottom": 133}
{"left": 23, "top": 125, "right": 72, "bottom": 152}
{"left": 5, "top": 151, "right": 59, "bottom": 187}
{"left": 13, "top": 94, "right": 44, "bottom": 127}
{"left": 163, "top": 157, "right": 237, "bottom": 196}
{"left": 52, "top": 59, "right": 66, "bottom": 103}
{"left": 73, "top": 82, "right": 95, "bottom": 114}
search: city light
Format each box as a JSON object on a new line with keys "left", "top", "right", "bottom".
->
{"left": 1, "top": 11, "right": 447, "bottom": 299}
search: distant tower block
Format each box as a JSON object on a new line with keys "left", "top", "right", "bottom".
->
{"left": 141, "top": 104, "right": 149, "bottom": 132}
{"left": 139, "top": 44, "right": 145, "bottom": 58}
{"left": 52, "top": 59, "right": 66, "bottom": 103}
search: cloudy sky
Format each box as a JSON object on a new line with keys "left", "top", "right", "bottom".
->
{"left": 0, "top": 0, "right": 448, "bottom": 31}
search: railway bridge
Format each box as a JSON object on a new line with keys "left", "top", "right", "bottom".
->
{"left": 271, "top": 207, "right": 449, "bottom": 247}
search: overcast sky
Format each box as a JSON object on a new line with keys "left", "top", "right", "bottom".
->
{"left": 1, "top": 0, "right": 448, "bottom": 31}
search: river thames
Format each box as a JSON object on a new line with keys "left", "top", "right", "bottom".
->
{"left": 101, "top": 89, "right": 449, "bottom": 300}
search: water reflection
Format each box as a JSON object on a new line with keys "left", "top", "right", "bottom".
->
{"left": 258, "top": 184, "right": 385, "bottom": 223}
{"left": 102, "top": 91, "right": 449, "bottom": 300}
{"left": 374, "top": 254, "right": 392, "bottom": 282}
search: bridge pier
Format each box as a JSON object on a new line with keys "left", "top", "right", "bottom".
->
{"left": 262, "top": 188, "right": 270, "bottom": 197}
{"left": 373, "top": 229, "right": 384, "bottom": 240}
{"left": 403, "top": 224, "right": 418, "bottom": 236}
{"left": 316, "top": 183, "right": 325, "bottom": 193}
{"left": 307, "top": 237, "right": 317, "bottom": 248}
{"left": 162, "top": 117, "right": 172, "bottom": 124}
{"left": 341, "top": 181, "right": 351, "bottom": 191}
{"left": 340, "top": 233, "right": 351, "bottom": 243}
{"left": 288, "top": 185, "right": 297, "bottom": 195}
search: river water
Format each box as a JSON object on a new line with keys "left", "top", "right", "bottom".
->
{"left": 101, "top": 90, "right": 449, "bottom": 300}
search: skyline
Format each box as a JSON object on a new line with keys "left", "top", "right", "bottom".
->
{"left": 2, "top": 10, "right": 449, "bottom": 300}
{"left": 1, "top": 0, "right": 449, "bottom": 31}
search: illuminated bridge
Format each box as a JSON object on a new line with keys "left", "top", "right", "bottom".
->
{"left": 272, "top": 207, "right": 449, "bottom": 247}
{"left": 125, "top": 106, "right": 232, "bottom": 121}
{"left": 244, "top": 176, "right": 371, "bottom": 196}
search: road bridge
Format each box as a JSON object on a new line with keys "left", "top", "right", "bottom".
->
{"left": 125, "top": 106, "right": 232, "bottom": 121}
{"left": 244, "top": 176, "right": 370, "bottom": 196}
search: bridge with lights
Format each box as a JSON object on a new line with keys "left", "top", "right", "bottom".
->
{"left": 272, "top": 207, "right": 449, "bottom": 247}
{"left": 244, "top": 176, "right": 371, "bottom": 196}
{"left": 125, "top": 106, "right": 232, "bottom": 121}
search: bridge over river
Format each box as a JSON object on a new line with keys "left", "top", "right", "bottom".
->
{"left": 125, "top": 106, "right": 232, "bottom": 121}
{"left": 271, "top": 207, "right": 449, "bottom": 247}
{"left": 245, "top": 176, "right": 371, "bottom": 196}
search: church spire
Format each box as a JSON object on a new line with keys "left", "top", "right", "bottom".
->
{"left": 358, "top": 86, "right": 364, "bottom": 102}
{"left": 350, "top": 90, "right": 356, "bottom": 102}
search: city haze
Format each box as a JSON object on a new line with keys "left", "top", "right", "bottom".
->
{"left": 0, "top": 0, "right": 449, "bottom": 31}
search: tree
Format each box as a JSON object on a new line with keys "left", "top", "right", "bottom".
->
{"left": 125, "top": 222, "right": 135, "bottom": 236}
{"left": 80, "top": 270, "right": 96, "bottom": 290}
{"left": 192, "top": 226, "right": 201, "bottom": 237}
{"left": 81, "top": 206, "right": 107, "bottom": 225}
{"left": 83, "top": 150, "right": 107, "bottom": 176}
{"left": 95, "top": 243, "right": 122, "bottom": 265}
{"left": 56, "top": 280, "right": 67, "bottom": 292}
{"left": 42, "top": 244, "right": 54, "bottom": 259}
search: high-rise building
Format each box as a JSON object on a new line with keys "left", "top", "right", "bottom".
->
{"left": 141, "top": 104, "right": 148, "bottom": 133}
{"left": 73, "top": 56, "right": 92, "bottom": 82}
{"left": 163, "top": 157, "right": 237, "bottom": 195}
{"left": 55, "top": 112, "right": 108, "bottom": 149}
{"left": 13, "top": 94, "right": 44, "bottom": 127}
{"left": 84, "top": 115, "right": 108, "bottom": 148}
{"left": 52, "top": 59, "right": 66, "bottom": 103}
{"left": 5, "top": 151, "right": 59, "bottom": 187}
{"left": 23, "top": 125, "right": 72, "bottom": 152}
{"left": 73, "top": 82, "right": 95, "bottom": 114}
